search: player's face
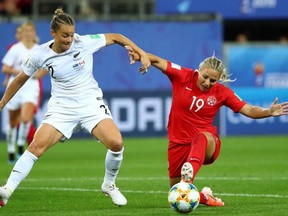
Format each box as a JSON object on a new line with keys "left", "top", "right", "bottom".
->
{"left": 196, "top": 68, "right": 220, "bottom": 92}
{"left": 51, "top": 24, "right": 75, "bottom": 53}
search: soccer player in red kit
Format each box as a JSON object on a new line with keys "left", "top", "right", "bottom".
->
{"left": 126, "top": 47, "right": 288, "bottom": 207}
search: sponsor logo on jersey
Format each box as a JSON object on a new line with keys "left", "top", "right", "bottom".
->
{"left": 89, "top": 34, "right": 100, "bottom": 39}
{"left": 73, "top": 51, "right": 80, "bottom": 59}
{"left": 171, "top": 63, "right": 181, "bottom": 70}
{"left": 73, "top": 60, "right": 86, "bottom": 70}
{"left": 46, "top": 62, "right": 52, "bottom": 66}
{"left": 207, "top": 96, "right": 217, "bottom": 106}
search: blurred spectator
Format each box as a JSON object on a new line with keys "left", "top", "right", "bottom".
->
{"left": 0, "top": 0, "right": 5, "bottom": 15}
{"left": 80, "top": 0, "right": 95, "bottom": 16}
{"left": 0, "top": 0, "right": 19, "bottom": 17}
{"left": 279, "top": 35, "right": 288, "bottom": 44}
{"left": 236, "top": 33, "right": 248, "bottom": 44}
{"left": 16, "top": 0, "right": 32, "bottom": 15}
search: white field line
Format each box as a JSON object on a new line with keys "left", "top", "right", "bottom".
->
{"left": 18, "top": 186, "right": 288, "bottom": 199}
{"left": 3, "top": 176, "right": 288, "bottom": 199}
{"left": 20, "top": 176, "right": 288, "bottom": 182}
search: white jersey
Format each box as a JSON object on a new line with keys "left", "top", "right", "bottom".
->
{"left": 22, "top": 33, "right": 106, "bottom": 105}
{"left": 2, "top": 42, "right": 39, "bottom": 72}
{"left": 2, "top": 42, "right": 40, "bottom": 110}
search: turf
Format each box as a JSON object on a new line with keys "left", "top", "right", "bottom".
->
{"left": 0, "top": 135, "right": 287, "bottom": 215}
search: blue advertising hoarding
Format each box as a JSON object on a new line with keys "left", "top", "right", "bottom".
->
{"left": 220, "top": 88, "right": 288, "bottom": 136}
{"left": 225, "top": 44, "right": 288, "bottom": 88}
{"left": 1, "top": 88, "right": 285, "bottom": 138}
{"left": 0, "top": 91, "right": 172, "bottom": 138}
{"left": 221, "top": 44, "right": 288, "bottom": 136}
{"left": 156, "top": 0, "right": 288, "bottom": 19}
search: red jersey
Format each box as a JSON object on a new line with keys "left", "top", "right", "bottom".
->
{"left": 164, "top": 61, "right": 246, "bottom": 144}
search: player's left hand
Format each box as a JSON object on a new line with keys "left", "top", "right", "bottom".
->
{"left": 125, "top": 46, "right": 136, "bottom": 64}
{"left": 125, "top": 46, "right": 148, "bottom": 74}
{"left": 269, "top": 97, "right": 288, "bottom": 116}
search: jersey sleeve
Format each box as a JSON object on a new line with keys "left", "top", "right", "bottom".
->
{"left": 77, "top": 33, "right": 106, "bottom": 53}
{"left": 21, "top": 51, "right": 40, "bottom": 77}
{"left": 164, "top": 61, "right": 194, "bottom": 83}
{"left": 224, "top": 87, "right": 247, "bottom": 112}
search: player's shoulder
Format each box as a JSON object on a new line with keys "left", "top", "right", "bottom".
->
{"left": 215, "top": 82, "right": 228, "bottom": 89}
{"left": 73, "top": 33, "right": 83, "bottom": 42}
{"left": 212, "top": 82, "right": 235, "bottom": 96}
{"left": 74, "top": 33, "right": 104, "bottom": 42}
{"left": 71, "top": 33, "right": 92, "bottom": 46}
{"left": 6, "top": 41, "right": 23, "bottom": 52}
{"left": 168, "top": 61, "right": 193, "bottom": 73}
{"left": 170, "top": 62, "right": 182, "bottom": 70}
{"left": 27, "top": 40, "right": 52, "bottom": 61}
{"left": 36, "top": 40, "right": 52, "bottom": 52}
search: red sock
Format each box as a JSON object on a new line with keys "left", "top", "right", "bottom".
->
{"left": 199, "top": 192, "right": 208, "bottom": 204}
{"left": 187, "top": 133, "right": 208, "bottom": 181}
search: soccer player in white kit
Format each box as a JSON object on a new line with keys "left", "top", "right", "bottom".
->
{"left": 1, "top": 21, "right": 44, "bottom": 163}
{"left": 0, "top": 8, "right": 151, "bottom": 207}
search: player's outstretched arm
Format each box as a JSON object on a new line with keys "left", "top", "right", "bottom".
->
{"left": 0, "top": 71, "right": 30, "bottom": 111}
{"left": 239, "top": 97, "right": 288, "bottom": 119}
{"left": 2, "top": 64, "right": 21, "bottom": 76}
{"left": 125, "top": 46, "right": 168, "bottom": 74}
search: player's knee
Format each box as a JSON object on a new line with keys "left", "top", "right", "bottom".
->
{"left": 9, "top": 120, "right": 18, "bottom": 128}
{"left": 107, "top": 138, "right": 123, "bottom": 152}
{"left": 27, "top": 140, "right": 48, "bottom": 158}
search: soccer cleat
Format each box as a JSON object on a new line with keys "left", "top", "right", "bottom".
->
{"left": 8, "top": 153, "right": 15, "bottom": 164}
{"left": 0, "top": 186, "right": 12, "bottom": 208}
{"left": 8, "top": 160, "right": 16, "bottom": 165}
{"left": 180, "top": 162, "right": 194, "bottom": 183}
{"left": 201, "top": 187, "right": 224, "bottom": 207}
{"left": 101, "top": 182, "right": 127, "bottom": 206}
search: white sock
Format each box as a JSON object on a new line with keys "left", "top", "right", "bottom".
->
{"left": 17, "top": 122, "right": 31, "bottom": 147}
{"left": 103, "top": 148, "right": 124, "bottom": 185}
{"left": 6, "top": 127, "right": 17, "bottom": 154}
{"left": 6, "top": 150, "right": 38, "bottom": 192}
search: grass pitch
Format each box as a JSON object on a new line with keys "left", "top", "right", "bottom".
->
{"left": 0, "top": 135, "right": 287, "bottom": 215}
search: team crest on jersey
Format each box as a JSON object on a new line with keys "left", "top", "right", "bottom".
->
{"left": 207, "top": 96, "right": 217, "bottom": 106}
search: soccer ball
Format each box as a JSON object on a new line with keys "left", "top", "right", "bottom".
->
{"left": 168, "top": 182, "right": 200, "bottom": 213}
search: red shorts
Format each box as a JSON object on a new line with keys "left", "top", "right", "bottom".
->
{"left": 168, "top": 134, "right": 221, "bottom": 179}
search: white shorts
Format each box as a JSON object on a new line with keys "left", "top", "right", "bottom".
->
{"left": 6, "top": 77, "right": 40, "bottom": 110}
{"left": 42, "top": 96, "right": 113, "bottom": 141}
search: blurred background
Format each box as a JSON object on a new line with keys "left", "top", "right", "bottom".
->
{"left": 0, "top": 0, "right": 287, "bottom": 138}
